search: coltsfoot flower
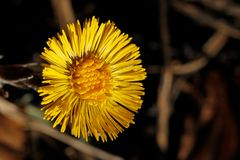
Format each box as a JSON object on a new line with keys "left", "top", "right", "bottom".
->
{"left": 38, "top": 16, "right": 146, "bottom": 142}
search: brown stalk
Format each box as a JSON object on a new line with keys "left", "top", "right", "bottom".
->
{"left": 157, "top": 68, "right": 173, "bottom": 152}
{"left": 51, "top": 0, "right": 75, "bottom": 31}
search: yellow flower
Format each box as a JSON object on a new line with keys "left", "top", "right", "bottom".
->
{"left": 38, "top": 16, "right": 146, "bottom": 142}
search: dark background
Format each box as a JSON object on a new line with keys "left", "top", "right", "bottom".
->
{"left": 0, "top": 0, "right": 240, "bottom": 160}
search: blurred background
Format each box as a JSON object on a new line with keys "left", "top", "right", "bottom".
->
{"left": 0, "top": 0, "right": 240, "bottom": 160}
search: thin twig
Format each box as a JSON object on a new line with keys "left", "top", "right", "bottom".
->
{"left": 201, "top": 0, "right": 240, "bottom": 20}
{"left": 171, "top": 0, "right": 240, "bottom": 39}
{"left": 156, "top": 0, "right": 173, "bottom": 152}
{"left": 51, "top": 0, "right": 75, "bottom": 30}
{"left": 171, "top": 57, "right": 208, "bottom": 75}
{"left": 203, "top": 31, "right": 228, "bottom": 58}
{"left": 171, "top": 29, "right": 228, "bottom": 75}
{"left": 29, "top": 121, "right": 124, "bottom": 160}
{"left": 0, "top": 97, "right": 124, "bottom": 160}
{"left": 157, "top": 68, "right": 173, "bottom": 152}
{"left": 159, "top": 0, "right": 171, "bottom": 64}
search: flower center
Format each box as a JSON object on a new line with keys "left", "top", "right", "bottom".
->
{"left": 70, "top": 56, "right": 112, "bottom": 101}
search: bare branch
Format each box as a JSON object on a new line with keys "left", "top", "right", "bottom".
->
{"left": 51, "top": 0, "right": 75, "bottom": 30}
{"left": 201, "top": 0, "right": 240, "bottom": 20}
{"left": 171, "top": 57, "right": 208, "bottom": 75}
{"left": 159, "top": 0, "right": 171, "bottom": 64}
{"left": 0, "top": 97, "right": 124, "bottom": 160}
{"left": 203, "top": 31, "right": 228, "bottom": 57}
{"left": 171, "top": 0, "right": 240, "bottom": 39}
{"left": 157, "top": 68, "right": 173, "bottom": 151}
{"left": 29, "top": 121, "right": 124, "bottom": 160}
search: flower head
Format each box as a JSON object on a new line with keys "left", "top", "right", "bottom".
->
{"left": 38, "top": 16, "right": 146, "bottom": 142}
